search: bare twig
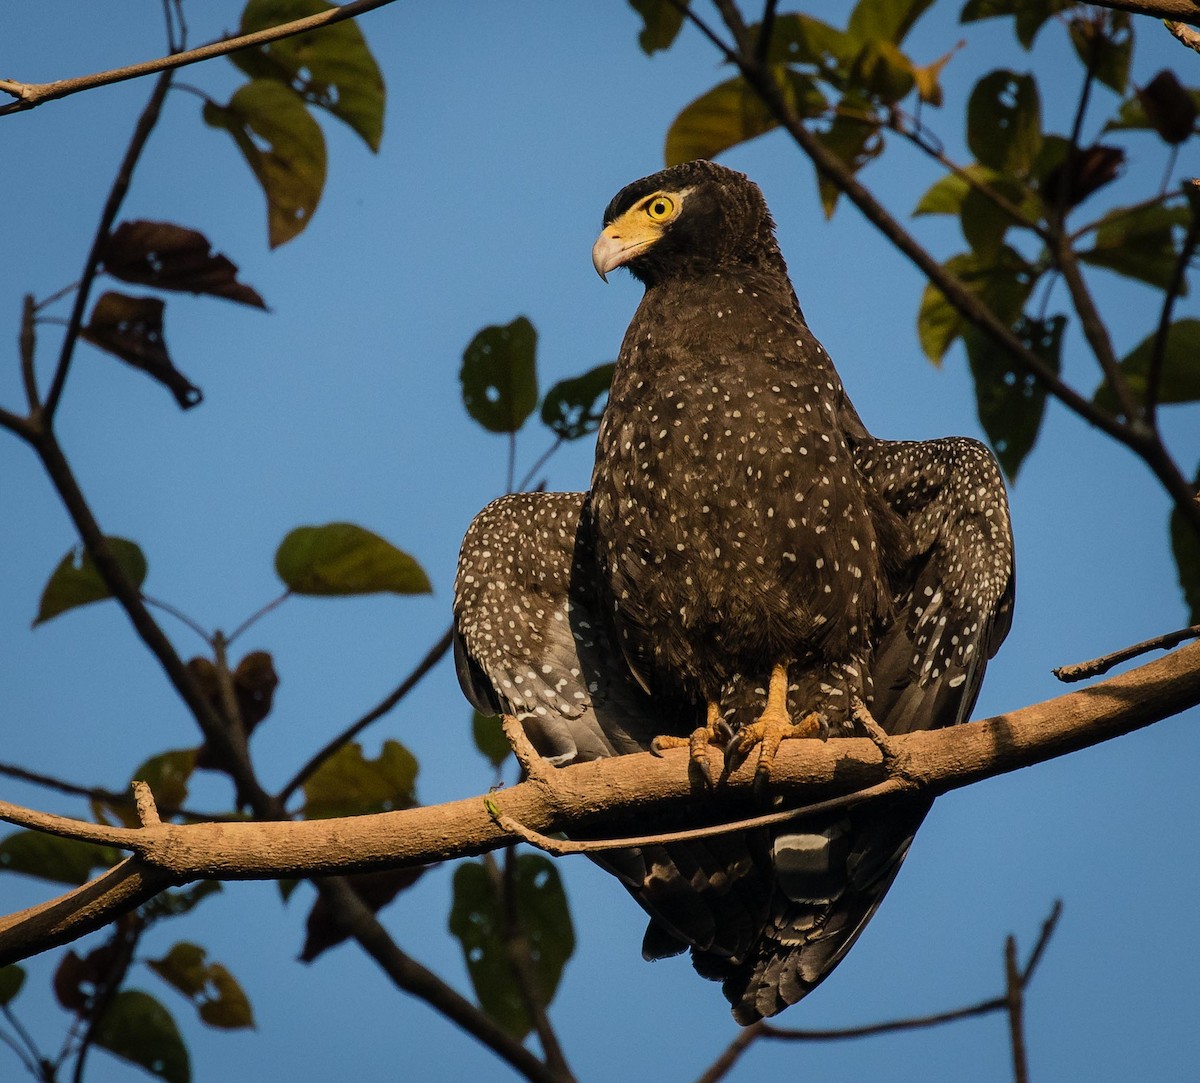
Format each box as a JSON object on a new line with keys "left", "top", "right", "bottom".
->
{"left": 1146, "top": 180, "right": 1200, "bottom": 423}
{"left": 141, "top": 592, "right": 212, "bottom": 644}
{"left": 1166, "top": 20, "right": 1200, "bottom": 51}
{"left": 1054, "top": 623, "right": 1200, "bottom": 682}
{"left": 131, "top": 781, "right": 161, "bottom": 828}
{"left": 19, "top": 294, "right": 39, "bottom": 412}
{"left": 1005, "top": 936, "right": 1029, "bottom": 1083}
{"left": 226, "top": 589, "right": 291, "bottom": 645}
{"left": 0, "top": 0, "right": 400, "bottom": 116}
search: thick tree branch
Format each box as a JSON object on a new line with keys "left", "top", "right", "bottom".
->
{"left": 1087, "top": 1, "right": 1200, "bottom": 27}
{"left": 3, "top": 640, "right": 1199, "bottom": 966}
{"left": 0, "top": 0, "right": 400, "bottom": 116}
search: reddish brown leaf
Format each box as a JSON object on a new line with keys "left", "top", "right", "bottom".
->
{"left": 102, "top": 221, "right": 266, "bottom": 309}
{"left": 299, "top": 867, "right": 425, "bottom": 962}
{"left": 1138, "top": 70, "right": 1197, "bottom": 145}
{"left": 81, "top": 292, "right": 202, "bottom": 409}
{"left": 1041, "top": 144, "right": 1124, "bottom": 212}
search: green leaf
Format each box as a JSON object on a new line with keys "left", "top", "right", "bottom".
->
{"left": 35, "top": 537, "right": 147, "bottom": 627}
{"left": 540, "top": 363, "right": 615, "bottom": 441}
{"left": 914, "top": 171, "right": 969, "bottom": 216}
{"left": 302, "top": 739, "right": 419, "bottom": 819}
{"left": 93, "top": 990, "right": 190, "bottom": 1083}
{"left": 626, "top": 0, "right": 685, "bottom": 54}
{"left": 148, "top": 943, "right": 255, "bottom": 1030}
{"left": 0, "top": 831, "right": 120, "bottom": 885}
{"left": 275, "top": 522, "right": 431, "bottom": 596}
{"left": 762, "top": 13, "right": 854, "bottom": 69}
{"left": 813, "top": 95, "right": 883, "bottom": 217}
{"left": 846, "top": 39, "right": 916, "bottom": 104}
{"left": 133, "top": 749, "right": 198, "bottom": 817}
{"left": 472, "top": 711, "right": 510, "bottom": 769}
{"left": 664, "top": 71, "right": 827, "bottom": 167}
{"left": 917, "top": 246, "right": 1036, "bottom": 364}
{"left": 967, "top": 69, "right": 1042, "bottom": 178}
{"left": 448, "top": 855, "right": 575, "bottom": 1040}
{"left": 960, "top": 0, "right": 1073, "bottom": 50}
{"left": 0, "top": 965, "right": 25, "bottom": 1006}
{"left": 1170, "top": 496, "right": 1200, "bottom": 624}
{"left": 231, "top": 0, "right": 385, "bottom": 152}
{"left": 460, "top": 317, "right": 539, "bottom": 434}
{"left": 1078, "top": 203, "right": 1191, "bottom": 290}
{"left": 203, "top": 80, "right": 327, "bottom": 248}
{"left": 965, "top": 314, "right": 1064, "bottom": 480}
{"left": 846, "top": 0, "right": 936, "bottom": 47}
{"left": 1067, "top": 12, "right": 1131, "bottom": 96}
{"left": 142, "top": 882, "right": 223, "bottom": 922}
{"left": 1094, "top": 320, "right": 1200, "bottom": 413}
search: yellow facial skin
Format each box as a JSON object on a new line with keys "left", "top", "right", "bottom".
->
{"left": 591, "top": 189, "right": 687, "bottom": 280}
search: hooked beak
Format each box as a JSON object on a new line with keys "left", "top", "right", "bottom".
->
{"left": 591, "top": 226, "right": 651, "bottom": 282}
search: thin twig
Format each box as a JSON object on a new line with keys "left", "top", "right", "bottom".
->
{"left": 756, "top": 0, "right": 780, "bottom": 65}
{"left": 1146, "top": 179, "right": 1200, "bottom": 423}
{"left": 1005, "top": 936, "right": 1029, "bottom": 1083}
{"left": 1053, "top": 623, "right": 1200, "bottom": 682}
{"left": 515, "top": 436, "right": 563, "bottom": 493}
{"left": 226, "top": 589, "right": 291, "bottom": 645}
{"left": 19, "top": 295, "right": 39, "bottom": 412}
{"left": 141, "top": 592, "right": 212, "bottom": 645}
{"left": 663, "top": 0, "right": 738, "bottom": 62}
{"left": 278, "top": 625, "right": 455, "bottom": 804}
{"left": 0, "top": 0, "right": 400, "bottom": 116}
{"left": 0, "top": 1005, "right": 44, "bottom": 1080}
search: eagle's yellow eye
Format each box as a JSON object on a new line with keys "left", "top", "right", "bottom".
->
{"left": 646, "top": 195, "right": 675, "bottom": 221}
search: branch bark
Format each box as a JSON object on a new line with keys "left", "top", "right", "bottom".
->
{"left": 3, "top": 640, "right": 1199, "bottom": 967}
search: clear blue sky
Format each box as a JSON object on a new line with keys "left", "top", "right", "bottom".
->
{"left": 2, "top": 3, "right": 1198, "bottom": 1081}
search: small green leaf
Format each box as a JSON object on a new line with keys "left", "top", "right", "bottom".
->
{"left": 460, "top": 317, "right": 539, "bottom": 434}
{"left": 1078, "top": 203, "right": 1190, "bottom": 290}
{"left": 231, "top": 0, "right": 385, "bottom": 152}
{"left": 846, "top": 39, "right": 916, "bottom": 104}
{"left": 960, "top": 0, "right": 1073, "bottom": 50}
{"left": 302, "top": 739, "right": 419, "bottom": 819}
{"left": 813, "top": 95, "right": 883, "bottom": 217}
{"left": 664, "top": 71, "right": 826, "bottom": 167}
{"left": 148, "top": 943, "right": 255, "bottom": 1030}
{"left": 1170, "top": 493, "right": 1200, "bottom": 624}
{"left": 35, "top": 537, "right": 148, "bottom": 627}
{"left": 275, "top": 522, "right": 431, "bottom": 596}
{"left": 965, "top": 314, "right": 1064, "bottom": 480}
{"left": 1067, "top": 12, "right": 1131, "bottom": 96}
{"left": 846, "top": 0, "right": 936, "bottom": 48}
{"left": 0, "top": 965, "right": 25, "bottom": 1006}
{"left": 914, "top": 171, "right": 969, "bottom": 216}
{"left": 761, "top": 13, "right": 854, "bottom": 68}
{"left": 626, "top": 0, "right": 685, "bottom": 54}
{"left": 540, "top": 363, "right": 615, "bottom": 441}
{"left": 1094, "top": 320, "right": 1200, "bottom": 413}
{"left": 0, "top": 831, "right": 121, "bottom": 885}
{"left": 449, "top": 855, "right": 575, "bottom": 1040}
{"left": 204, "top": 80, "right": 327, "bottom": 248}
{"left": 967, "top": 69, "right": 1042, "bottom": 179}
{"left": 472, "top": 711, "right": 511, "bottom": 768}
{"left": 93, "top": 990, "right": 190, "bottom": 1083}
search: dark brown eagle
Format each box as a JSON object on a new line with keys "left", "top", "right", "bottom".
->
{"left": 453, "top": 160, "right": 1014, "bottom": 1022}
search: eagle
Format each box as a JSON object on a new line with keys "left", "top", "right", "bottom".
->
{"left": 453, "top": 160, "right": 1014, "bottom": 1022}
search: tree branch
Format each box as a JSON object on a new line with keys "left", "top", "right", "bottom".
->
{"left": 1086, "top": 1, "right": 1200, "bottom": 27}
{"left": 3, "top": 640, "right": 1198, "bottom": 966}
{"left": 0, "top": 0, "right": 401, "bottom": 116}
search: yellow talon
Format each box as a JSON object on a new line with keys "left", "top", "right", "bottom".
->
{"left": 726, "top": 663, "right": 828, "bottom": 784}
{"left": 652, "top": 700, "right": 725, "bottom": 785}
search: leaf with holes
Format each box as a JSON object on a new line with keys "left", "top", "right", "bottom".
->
{"left": 449, "top": 855, "right": 574, "bottom": 1040}
{"left": 0, "top": 831, "right": 121, "bottom": 885}
{"left": 967, "top": 69, "right": 1041, "bottom": 179}
{"left": 81, "top": 292, "right": 201, "bottom": 408}
{"left": 148, "top": 943, "right": 255, "bottom": 1030}
{"left": 231, "top": 0, "right": 385, "bottom": 151}
{"left": 302, "top": 739, "right": 419, "bottom": 819}
{"left": 460, "top": 317, "right": 539, "bottom": 434}
{"left": 1094, "top": 320, "right": 1200, "bottom": 413}
{"left": 626, "top": 0, "right": 685, "bottom": 54}
{"left": 102, "top": 221, "right": 265, "bottom": 308}
{"left": 472, "top": 711, "right": 510, "bottom": 769}
{"left": 761, "top": 13, "right": 853, "bottom": 68}
{"left": 204, "top": 80, "right": 327, "bottom": 248}
{"left": 275, "top": 522, "right": 430, "bottom": 596}
{"left": 540, "top": 362, "right": 615, "bottom": 441}
{"left": 93, "top": 990, "right": 190, "bottom": 1083}
{"left": 965, "top": 314, "right": 1064, "bottom": 480}
{"left": 35, "top": 536, "right": 148, "bottom": 627}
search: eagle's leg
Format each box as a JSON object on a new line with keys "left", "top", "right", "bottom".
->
{"left": 726, "top": 662, "right": 827, "bottom": 784}
{"left": 652, "top": 700, "right": 726, "bottom": 785}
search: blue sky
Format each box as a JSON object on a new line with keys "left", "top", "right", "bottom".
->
{"left": 2, "top": 3, "right": 1198, "bottom": 1081}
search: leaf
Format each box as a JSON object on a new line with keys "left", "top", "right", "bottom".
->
{"left": 35, "top": 537, "right": 148, "bottom": 626}
{"left": 917, "top": 246, "right": 1035, "bottom": 364}
{"left": 813, "top": 95, "right": 883, "bottom": 217}
{"left": 460, "top": 317, "right": 539, "bottom": 434}
{"left": 102, "top": 221, "right": 266, "bottom": 308}
{"left": 914, "top": 171, "right": 969, "bottom": 216}
{"left": 81, "top": 292, "right": 201, "bottom": 408}
{"left": 1067, "top": 11, "right": 1131, "bottom": 96}
{"left": 275, "top": 522, "right": 430, "bottom": 596}
{"left": 1078, "top": 202, "right": 1190, "bottom": 290}
{"left": 965, "top": 314, "right": 1064, "bottom": 480}
{"left": 0, "top": 831, "right": 121, "bottom": 885}
{"left": 472, "top": 711, "right": 510, "bottom": 769}
{"left": 664, "top": 71, "right": 827, "bottom": 167}
{"left": 448, "top": 855, "right": 575, "bottom": 1040}
{"left": 1039, "top": 143, "right": 1124, "bottom": 214}
{"left": 148, "top": 943, "right": 255, "bottom": 1030}
{"left": 1170, "top": 496, "right": 1200, "bottom": 624}
{"left": 626, "top": 0, "right": 685, "bottom": 55}
{"left": 302, "top": 739, "right": 419, "bottom": 819}
{"left": 762, "top": 13, "right": 854, "bottom": 69}
{"left": 131, "top": 750, "right": 199, "bottom": 817}
{"left": 231, "top": 0, "right": 385, "bottom": 152}
{"left": 300, "top": 867, "right": 425, "bottom": 961}
{"left": 846, "top": 0, "right": 936, "bottom": 48}
{"left": 1103, "top": 74, "right": 1200, "bottom": 142}
{"left": 967, "top": 69, "right": 1042, "bottom": 179}
{"left": 141, "top": 882, "right": 223, "bottom": 921}
{"left": 0, "top": 965, "right": 25, "bottom": 1006}
{"left": 846, "top": 39, "right": 916, "bottom": 105}
{"left": 914, "top": 45, "right": 957, "bottom": 107}
{"left": 960, "top": 0, "right": 1073, "bottom": 50}
{"left": 1094, "top": 320, "right": 1200, "bottom": 412}
{"left": 203, "top": 80, "right": 327, "bottom": 248}
{"left": 540, "top": 362, "right": 615, "bottom": 441}
{"left": 93, "top": 990, "right": 190, "bottom": 1083}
